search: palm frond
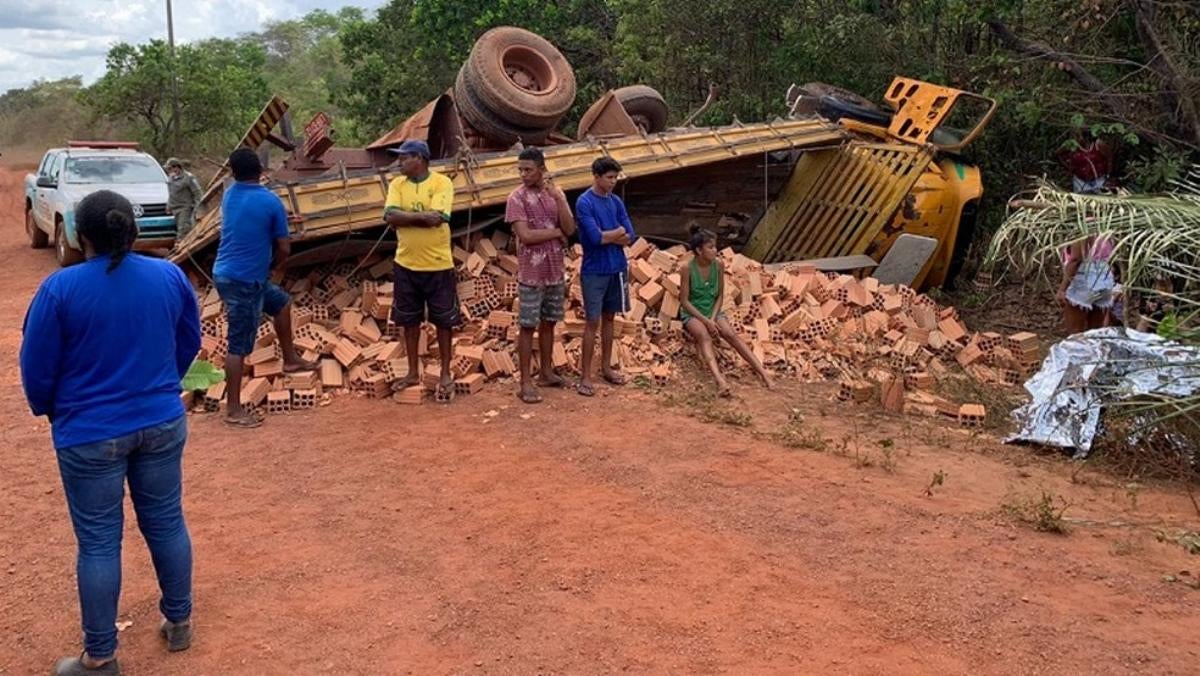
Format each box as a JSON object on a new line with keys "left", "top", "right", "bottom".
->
{"left": 985, "top": 170, "right": 1200, "bottom": 293}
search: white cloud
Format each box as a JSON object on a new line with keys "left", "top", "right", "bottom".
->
{"left": 0, "top": 0, "right": 387, "bottom": 93}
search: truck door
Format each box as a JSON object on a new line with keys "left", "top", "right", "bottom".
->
{"left": 35, "top": 153, "right": 62, "bottom": 228}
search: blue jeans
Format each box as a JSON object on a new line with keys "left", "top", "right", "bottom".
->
{"left": 56, "top": 415, "right": 193, "bottom": 659}
{"left": 213, "top": 276, "right": 290, "bottom": 356}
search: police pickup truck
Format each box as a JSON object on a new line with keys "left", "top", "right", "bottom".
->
{"left": 24, "top": 141, "right": 176, "bottom": 266}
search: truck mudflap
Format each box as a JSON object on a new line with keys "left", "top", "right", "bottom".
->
{"left": 742, "top": 142, "right": 934, "bottom": 264}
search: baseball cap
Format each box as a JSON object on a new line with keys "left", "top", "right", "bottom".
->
{"left": 389, "top": 139, "right": 431, "bottom": 160}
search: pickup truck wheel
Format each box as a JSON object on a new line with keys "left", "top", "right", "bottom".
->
{"left": 26, "top": 207, "right": 49, "bottom": 248}
{"left": 55, "top": 223, "right": 83, "bottom": 267}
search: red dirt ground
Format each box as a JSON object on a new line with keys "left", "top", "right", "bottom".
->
{"left": 1, "top": 164, "right": 1198, "bottom": 675}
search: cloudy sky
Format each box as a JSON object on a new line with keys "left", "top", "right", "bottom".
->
{"left": 0, "top": 0, "right": 387, "bottom": 93}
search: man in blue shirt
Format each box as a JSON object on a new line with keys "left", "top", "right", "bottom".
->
{"left": 213, "top": 148, "right": 315, "bottom": 427}
{"left": 574, "top": 157, "right": 637, "bottom": 397}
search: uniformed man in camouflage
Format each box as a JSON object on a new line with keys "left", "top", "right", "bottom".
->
{"left": 164, "top": 158, "right": 203, "bottom": 239}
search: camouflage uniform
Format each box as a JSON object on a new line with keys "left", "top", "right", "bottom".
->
{"left": 166, "top": 163, "right": 203, "bottom": 238}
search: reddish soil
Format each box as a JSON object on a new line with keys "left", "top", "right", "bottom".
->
{"left": 1, "top": 164, "right": 1198, "bottom": 675}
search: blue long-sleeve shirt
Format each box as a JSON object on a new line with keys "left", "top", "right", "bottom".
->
{"left": 20, "top": 254, "right": 201, "bottom": 449}
{"left": 575, "top": 188, "right": 637, "bottom": 275}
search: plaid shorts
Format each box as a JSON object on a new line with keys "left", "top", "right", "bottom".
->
{"left": 517, "top": 282, "right": 565, "bottom": 328}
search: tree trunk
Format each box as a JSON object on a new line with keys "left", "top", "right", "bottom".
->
{"left": 1132, "top": 1, "right": 1200, "bottom": 148}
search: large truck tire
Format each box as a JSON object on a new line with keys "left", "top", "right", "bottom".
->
{"left": 454, "top": 68, "right": 549, "bottom": 146}
{"left": 614, "top": 85, "right": 669, "bottom": 132}
{"left": 462, "top": 26, "right": 576, "bottom": 130}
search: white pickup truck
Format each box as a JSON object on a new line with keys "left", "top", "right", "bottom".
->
{"left": 24, "top": 142, "right": 176, "bottom": 266}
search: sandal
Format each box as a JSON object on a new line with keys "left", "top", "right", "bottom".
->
{"left": 223, "top": 412, "right": 263, "bottom": 429}
{"left": 576, "top": 382, "right": 596, "bottom": 397}
{"left": 601, "top": 371, "right": 626, "bottom": 386}
{"left": 518, "top": 389, "right": 543, "bottom": 404}
{"left": 435, "top": 381, "right": 456, "bottom": 404}
{"left": 537, "top": 374, "right": 567, "bottom": 389}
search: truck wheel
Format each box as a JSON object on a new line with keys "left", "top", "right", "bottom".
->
{"left": 26, "top": 205, "right": 49, "bottom": 248}
{"left": 55, "top": 222, "right": 83, "bottom": 267}
{"left": 614, "top": 85, "right": 669, "bottom": 133}
{"left": 454, "top": 68, "right": 549, "bottom": 146}
{"left": 462, "top": 26, "right": 575, "bottom": 129}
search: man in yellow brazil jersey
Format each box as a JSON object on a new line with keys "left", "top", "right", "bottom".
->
{"left": 383, "top": 140, "right": 459, "bottom": 401}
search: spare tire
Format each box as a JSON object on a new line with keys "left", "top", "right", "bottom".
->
{"left": 817, "top": 95, "right": 893, "bottom": 127}
{"left": 614, "top": 85, "right": 668, "bottom": 133}
{"left": 462, "top": 26, "right": 576, "bottom": 129}
{"left": 454, "top": 68, "right": 548, "bottom": 146}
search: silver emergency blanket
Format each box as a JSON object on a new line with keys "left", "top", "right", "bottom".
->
{"left": 1008, "top": 328, "right": 1200, "bottom": 456}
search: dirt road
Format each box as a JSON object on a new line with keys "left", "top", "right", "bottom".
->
{"left": 1, "top": 165, "right": 1198, "bottom": 675}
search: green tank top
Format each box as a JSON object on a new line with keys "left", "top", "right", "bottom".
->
{"left": 681, "top": 258, "right": 720, "bottom": 320}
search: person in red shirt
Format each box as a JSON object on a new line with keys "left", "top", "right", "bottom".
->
{"left": 505, "top": 148, "right": 576, "bottom": 403}
{"left": 1061, "top": 130, "right": 1113, "bottom": 194}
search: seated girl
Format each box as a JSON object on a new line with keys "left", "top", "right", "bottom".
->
{"left": 679, "top": 226, "right": 773, "bottom": 396}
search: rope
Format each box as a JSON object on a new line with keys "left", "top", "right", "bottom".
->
{"left": 763, "top": 148, "right": 769, "bottom": 215}
{"left": 344, "top": 224, "right": 394, "bottom": 279}
{"left": 188, "top": 251, "right": 215, "bottom": 286}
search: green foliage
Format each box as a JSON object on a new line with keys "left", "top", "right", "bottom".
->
{"left": 924, "top": 469, "right": 947, "bottom": 497}
{"left": 243, "top": 8, "right": 367, "bottom": 144}
{"left": 336, "top": 0, "right": 616, "bottom": 138}
{"left": 0, "top": 78, "right": 109, "bottom": 151}
{"left": 181, "top": 360, "right": 225, "bottom": 392}
{"left": 52, "top": 0, "right": 1196, "bottom": 223}
{"left": 1002, "top": 490, "right": 1071, "bottom": 534}
{"left": 81, "top": 39, "right": 269, "bottom": 157}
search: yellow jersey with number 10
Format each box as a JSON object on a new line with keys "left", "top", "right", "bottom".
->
{"left": 383, "top": 172, "right": 455, "bottom": 271}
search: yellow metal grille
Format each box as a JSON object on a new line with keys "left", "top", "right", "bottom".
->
{"left": 743, "top": 142, "right": 933, "bottom": 264}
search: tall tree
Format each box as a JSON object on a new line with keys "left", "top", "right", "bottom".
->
{"left": 82, "top": 39, "right": 269, "bottom": 157}
{"left": 244, "top": 8, "right": 365, "bottom": 143}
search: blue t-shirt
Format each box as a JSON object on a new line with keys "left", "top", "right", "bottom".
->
{"left": 213, "top": 181, "right": 290, "bottom": 282}
{"left": 20, "top": 254, "right": 201, "bottom": 448}
{"left": 575, "top": 189, "right": 636, "bottom": 275}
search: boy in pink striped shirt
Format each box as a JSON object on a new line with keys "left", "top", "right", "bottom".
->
{"left": 505, "top": 148, "right": 576, "bottom": 403}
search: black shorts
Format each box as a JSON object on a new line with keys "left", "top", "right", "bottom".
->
{"left": 392, "top": 263, "right": 460, "bottom": 329}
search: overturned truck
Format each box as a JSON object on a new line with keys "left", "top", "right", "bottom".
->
{"left": 172, "top": 27, "right": 995, "bottom": 291}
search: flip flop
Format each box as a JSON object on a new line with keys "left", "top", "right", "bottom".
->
{"left": 223, "top": 413, "right": 262, "bottom": 429}
{"left": 435, "top": 381, "right": 456, "bottom": 404}
{"left": 602, "top": 372, "right": 626, "bottom": 386}
{"left": 536, "top": 376, "right": 567, "bottom": 389}
{"left": 576, "top": 382, "right": 596, "bottom": 397}
{"left": 518, "top": 389, "right": 543, "bottom": 404}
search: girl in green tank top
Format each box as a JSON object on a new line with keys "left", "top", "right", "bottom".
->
{"left": 679, "top": 225, "right": 774, "bottom": 397}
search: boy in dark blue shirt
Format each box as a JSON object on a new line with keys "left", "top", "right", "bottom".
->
{"left": 213, "top": 149, "right": 315, "bottom": 427}
{"left": 574, "top": 157, "right": 637, "bottom": 396}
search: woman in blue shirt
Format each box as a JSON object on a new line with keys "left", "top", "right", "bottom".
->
{"left": 21, "top": 191, "right": 200, "bottom": 675}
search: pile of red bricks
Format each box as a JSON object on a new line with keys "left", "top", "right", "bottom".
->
{"left": 187, "top": 231, "right": 1041, "bottom": 422}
